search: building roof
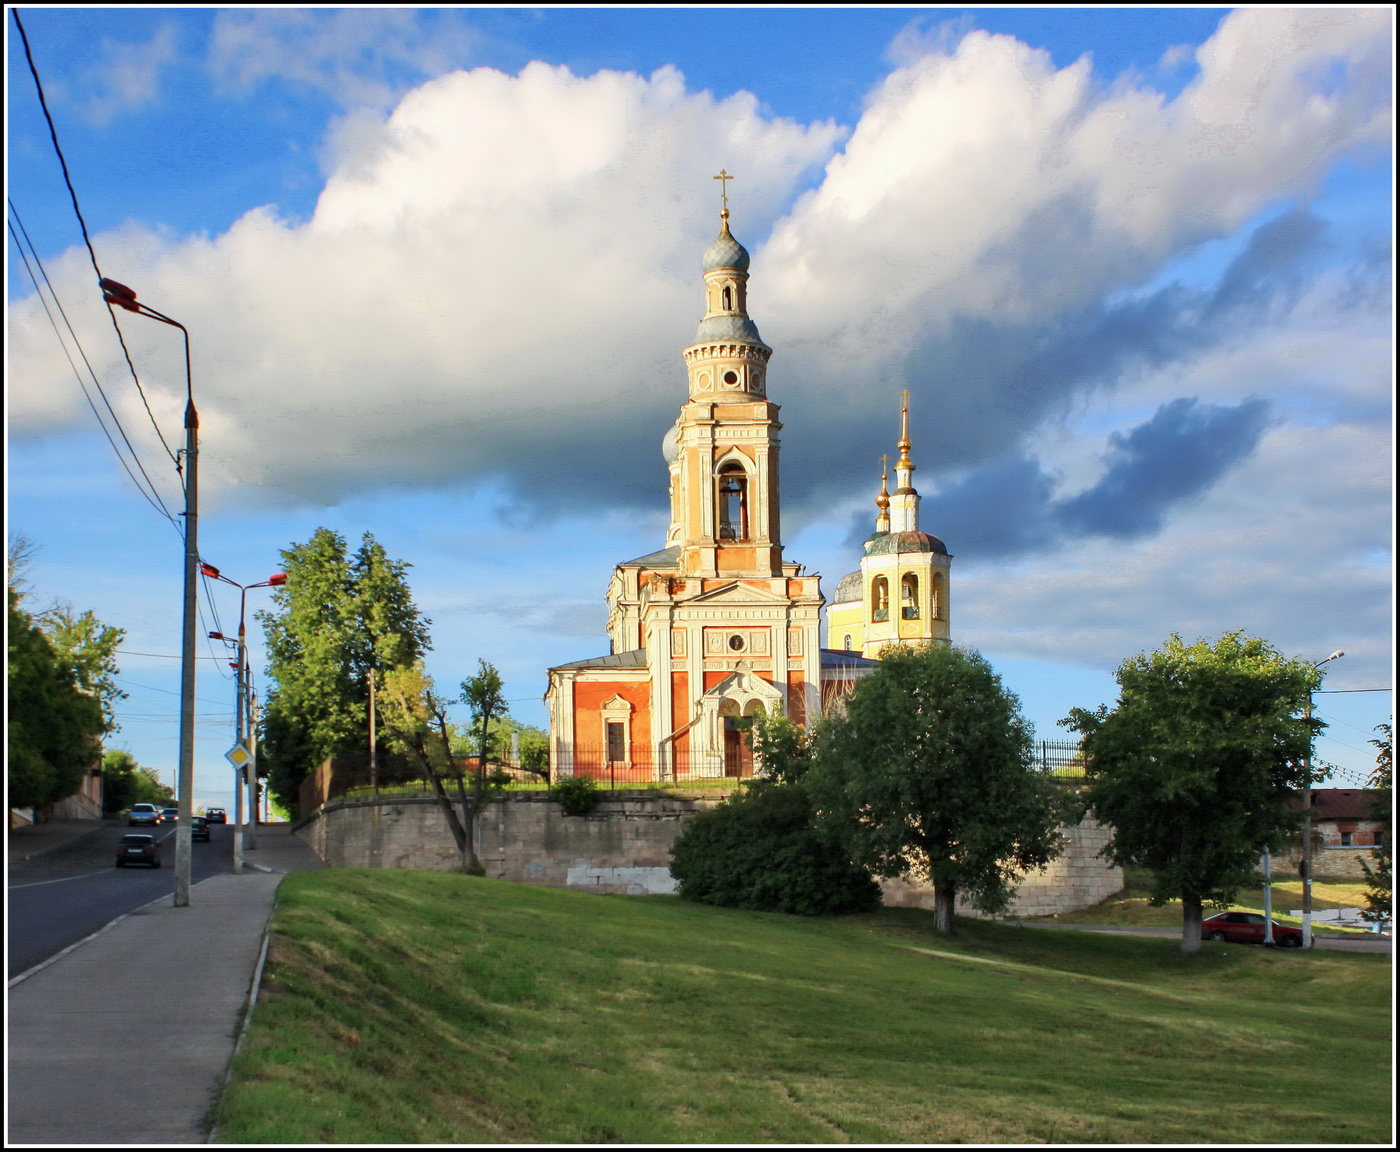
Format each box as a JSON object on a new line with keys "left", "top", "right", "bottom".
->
{"left": 820, "top": 648, "right": 882, "bottom": 671}
{"left": 864, "top": 530, "right": 948, "bottom": 556}
{"left": 702, "top": 223, "right": 750, "bottom": 272}
{"left": 831, "top": 570, "right": 863, "bottom": 603}
{"left": 550, "top": 649, "right": 648, "bottom": 673}
{"left": 693, "top": 313, "right": 768, "bottom": 346}
{"left": 1284, "top": 789, "right": 1384, "bottom": 820}
{"left": 617, "top": 546, "right": 680, "bottom": 569}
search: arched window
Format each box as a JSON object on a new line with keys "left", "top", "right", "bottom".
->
{"left": 722, "top": 285, "right": 733, "bottom": 310}
{"left": 717, "top": 462, "right": 748, "bottom": 541}
{"left": 901, "top": 573, "right": 920, "bottom": 619}
{"left": 931, "top": 572, "right": 945, "bottom": 621}
{"left": 871, "top": 576, "right": 889, "bottom": 623}
{"left": 843, "top": 634, "right": 853, "bottom": 651}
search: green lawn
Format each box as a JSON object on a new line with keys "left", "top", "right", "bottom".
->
{"left": 215, "top": 871, "right": 1391, "bottom": 1144}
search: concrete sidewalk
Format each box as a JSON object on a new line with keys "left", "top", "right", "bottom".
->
{"left": 7, "top": 824, "right": 324, "bottom": 1145}
{"left": 7, "top": 818, "right": 109, "bottom": 865}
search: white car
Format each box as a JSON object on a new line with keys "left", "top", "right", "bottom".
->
{"left": 128, "top": 803, "right": 160, "bottom": 827}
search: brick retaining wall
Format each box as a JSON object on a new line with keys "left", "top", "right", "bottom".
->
{"left": 296, "top": 791, "right": 1124, "bottom": 917}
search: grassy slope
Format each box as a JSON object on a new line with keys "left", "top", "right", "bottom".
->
{"left": 217, "top": 871, "right": 1391, "bottom": 1144}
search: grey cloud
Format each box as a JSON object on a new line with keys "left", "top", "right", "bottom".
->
{"left": 912, "top": 397, "right": 1274, "bottom": 561}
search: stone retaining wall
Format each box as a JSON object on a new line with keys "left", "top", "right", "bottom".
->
{"left": 295, "top": 791, "right": 1124, "bottom": 916}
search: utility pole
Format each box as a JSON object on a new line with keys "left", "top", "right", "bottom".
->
{"left": 1302, "top": 650, "right": 1344, "bottom": 949}
{"left": 369, "top": 667, "right": 378, "bottom": 790}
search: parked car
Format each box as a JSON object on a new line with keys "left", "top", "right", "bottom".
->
{"left": 190, "top": 815, "right": 210, "bottom": 842}
{"left": 1201, "top": 911, "right": 1304, "bottom": 948}
{"left": 204, "top": 807, "right": 227, "bottom": 824}
{"left": 128, "top": 803, "right": 160, "bottom": 827}
{"left": 115, "top": 833, "right": 161, "bottom": 868}
{"left": 159, "top": 807, "right": 179, "bottom": 823}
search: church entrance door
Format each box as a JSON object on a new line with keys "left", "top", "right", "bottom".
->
{"left": 723, "top": 716, "right": 752, "bottom": 777}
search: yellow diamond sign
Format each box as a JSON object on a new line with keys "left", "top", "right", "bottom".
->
{"left": 225, "top": 743, "right": 251, "bottom": 768}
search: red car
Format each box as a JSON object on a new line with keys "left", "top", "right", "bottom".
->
{"left": 1201, "top": 911, "right": 1303, "bottom": 948}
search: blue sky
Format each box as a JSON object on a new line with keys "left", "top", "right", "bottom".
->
{"left": 8, "top": 7, "right": 1393, "bottom": 809}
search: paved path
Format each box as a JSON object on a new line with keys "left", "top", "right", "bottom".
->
{"left": 7, "top": 824, "right": 323, "bottom": 1145}
{"left": 1011, "top": 920, "right": 1392, "bottom": 953}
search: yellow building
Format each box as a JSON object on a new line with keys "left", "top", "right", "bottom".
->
{"left": 826, "top": 395, "right": 952, "bottom": 659}
{"left": 545, "top": 202, "right": 881, "bottom": 781}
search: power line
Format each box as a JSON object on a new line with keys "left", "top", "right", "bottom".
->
{"left": 10, "top": 7, "right": 178, "bottom": 466}
{"left": 7, "top": 212, "right": 181, "bottom": 529}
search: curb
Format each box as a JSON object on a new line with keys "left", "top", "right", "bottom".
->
{"left": 206, "top": 923, "right": 274, "bottom": 1143}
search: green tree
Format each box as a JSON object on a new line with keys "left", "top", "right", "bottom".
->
{"left": 41, "top": 605, "right": 127, "bottom": 733}
{"left": 1064, "top": 631, "right": 1320, "bottom": 954}
{"left": 257, "top": 529, "right": 431, "bottom": 816}
{"left": 378, "top": 664, "right": 505, "bottom": 874}
{"left": 669, "top": 711, "right": 883, "bottom": 915}
{"left": 1359, "top": 722, "right": 1391, "bottom": 925}
{"left": 8, "top": 589, "right": 105, "bottom": 809}
{"left": 808, "top": 644, "right": 1066, "bottom": 935}
{"left": 101, "top": 749, "right": 173, "bottom": 814}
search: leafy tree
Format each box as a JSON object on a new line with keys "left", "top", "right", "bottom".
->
{"left": 41, "top": 605, "right": 127, "bottom": 733}
{"left": 670, "top": 710, "right": 882, "bottom": 915}
{"left": 257, "top": 529, "right": 431, "bottom": 816}
{"left": 1359, "top": 722, "right": 1392, "bottom": 924}
{"left": 451, "top": 715, "right": 550, "bottom": 783}
{"left": 455, "top": 660, "right": 513, "bottom": 873}
{"left": 808, "top": 644, "right": 1066, "bottom": 935}
{"left": 1063, "top": 631, "right": 1320, "bottom": 954}
{"left": 101, "top": 749, "right": 173, "bottom": 814}
{"left": 379, "top": 664, "right": 506, "bottom": 874}
{"left": 8, "top": 588, "right": 105, "bottom": 809}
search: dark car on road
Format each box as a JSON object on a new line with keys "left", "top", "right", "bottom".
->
{"left": 128, "top": 803, "right": 159, "bottom": 827}
{"left": 1202, "top": 911, "right": 1304, "bottom": 948}
{"left": 205, "top": 807, "right": 227, "bottom": 824}
{"left": 115, "top": 834, "right": 162, "bottom": 868}
{"left": 190, "top": 815, "right": 210, "bottom": 842}
{"left": 159, "top": 807, "right": 179, "bottom": 823}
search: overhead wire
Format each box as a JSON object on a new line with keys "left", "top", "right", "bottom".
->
{"left": 11, "top": 7, "right": 179, "bottom": 467}
{"left": 7, "top": 212, "right": 182, "bottom": 530}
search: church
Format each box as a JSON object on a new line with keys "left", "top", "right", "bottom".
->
{"left": 545, "top": 193, "right": 952, "bottom": 781}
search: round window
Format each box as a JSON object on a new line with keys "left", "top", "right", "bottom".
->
{"left": 723, "top": 370, "right": 739, "bottom": 386}
{"left": 728, "top": 634, "right": 746, "bottom": 651}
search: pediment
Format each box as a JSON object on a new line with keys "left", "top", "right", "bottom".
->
{"left": 685, "top": 581, "right": 792, "bottom": 606}
{"left": 700, "top": 669, "right": 785, "bottom": 703}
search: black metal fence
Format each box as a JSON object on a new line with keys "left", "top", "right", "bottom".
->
{"left": 1038, "top": 739, "right": 1085, "bottom": 779}
{"left": 553, "top": 746, "right": 754, "bottom": 785}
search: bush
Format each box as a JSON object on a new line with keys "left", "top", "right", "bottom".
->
{"left": 553, "top": 773, "right": 603, "bottom": 816}
{"left": 668, "top": 782, "right": 882, "bottom": 916}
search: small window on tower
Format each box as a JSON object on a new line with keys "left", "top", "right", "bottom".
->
{"left": 871, "top": 576, "right": 889, "bottom": 623}
{"left": 901, "top": 573, "right": 920, "bottom": 619}
{"left": 722, "top": 285, "right": 733, "bottom": 310}
{"left": 723, "top": 370, "right": 739, "bottom": 386}
{"left": 843, "top": 634, "right": 852, "bottom": 651}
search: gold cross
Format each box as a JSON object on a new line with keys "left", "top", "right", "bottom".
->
{"left": 713, "top": 168, "right": 733, "bottom": 212}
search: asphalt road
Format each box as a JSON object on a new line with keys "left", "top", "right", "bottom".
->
{"left": 7, "top": 822, "right": 235, "bottom": 979}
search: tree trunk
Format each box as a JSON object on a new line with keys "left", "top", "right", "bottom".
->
{"left": 393, "top": 738, "right": 470, "bottom": 870}
{"left": 1181, "top": 895, "right": 1204, "bottom": 954}
{"left": 932, "top": 880, "right": 957, "bottom": 935}
{"left": 452, "top": 772, "right": 485, "bottom": 875}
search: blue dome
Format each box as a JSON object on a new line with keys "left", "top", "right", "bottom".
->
{"left": 693, "top": 314, "right": 767, "bottom": 345}
{"left": 702, "top": 225, "right": 750, "bottom": 273}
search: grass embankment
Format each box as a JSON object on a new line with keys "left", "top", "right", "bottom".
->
{"left": 1032, "top": 869, "right": 1375, "bottom": 934}
{"left": 216, "top": 872, "right": 1390, "bottom": 1144}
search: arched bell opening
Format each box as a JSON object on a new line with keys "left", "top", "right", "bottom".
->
{"left": 871, "top": 575, "right": 889, "bottom": 623}
{"left": 717, "top": 462, "right": 749, "bottom": 541}
{"left": 901, "top": 573, "right": 920, "bottom": 619}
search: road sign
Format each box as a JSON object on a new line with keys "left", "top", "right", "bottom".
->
{"left": 225, "top": 743, "right": 251, "bottom": 768}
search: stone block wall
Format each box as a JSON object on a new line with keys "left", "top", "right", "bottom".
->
{"left": 296, "top": 792, "right": 1123, "bottom": 915}
{"left": 879, "top": 818, "right": 1122, "bottom": 919}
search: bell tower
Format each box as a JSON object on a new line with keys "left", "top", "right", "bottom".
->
{"left": 668, "top": 187, "right": 783, "bottom": 579}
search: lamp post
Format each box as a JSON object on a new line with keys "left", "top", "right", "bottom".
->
{"left": 206, "top": 630, "right": 244, "bottom": 869}
{"left": 1302, "top": 650, "right": 1345, "bottom": 949}
{"left": 101, "top": 278, "right": 198, "bottom": 906}
{"left": 203, "top": 566, "right": 286, "bottom": 866}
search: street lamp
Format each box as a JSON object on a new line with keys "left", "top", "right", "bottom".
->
{"left": 1302, "top": 650, "right": 1345, "bottom": 949}
{"left": 203, "top": 564, "right": 286, "bottom": 867}
{"left": 102, "top": 278, "right": 198, "bottom": 907}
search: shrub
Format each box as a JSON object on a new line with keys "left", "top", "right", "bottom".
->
{"left": 553, "top": 773, "right": 603, "bottom": 816}
{"left": 668, "top": 782, "right": 882, "bottom": 916}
